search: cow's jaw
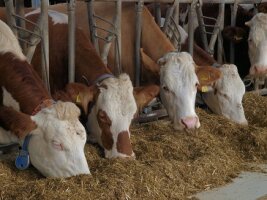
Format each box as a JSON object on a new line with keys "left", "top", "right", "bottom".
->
{"left": 159, "top": 52, "right": 200, "bottom": 131}
{"left": 28, "top": 102, "right": 90, "bottom": 177}
{"left": 246, "top": 13, "right": 267, "bottom": 75}
{"left": 87, "top": 74, "right": 137, "bottom": 159}
{"left": 203, "top": 64, "right": 247, "bottom": 125}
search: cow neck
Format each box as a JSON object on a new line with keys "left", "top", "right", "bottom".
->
{"left": 0, "top": 52, "right": 52, "bottom": 115}
{"left": 75, "top": 28, "right": 113, "bottom": 86}
{"left": 141, "top": 7, "right": 175, "bottom": 61}
{"left": 181, "top": 39, "right": 217, "bottom": 66}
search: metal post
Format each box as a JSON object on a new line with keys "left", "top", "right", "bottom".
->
{"left": 87, "top": 0, "right": 100, "bottom": 54}
{"left": 208, "top": 2, "right": 224, "bottom": 56}
{"left": 230, "top": 1, "right": 238, "bottom": 63}
{"left": 162, "top": 4, "right": 175, "bottom": 34}
{"left": 135, "top": 0, "right": 144, "bottom": 87}
{"left": 217, "top": 3, "right": 225, "bottom": 63}
{"left": 115, "top": 0, "right": 122, "bottom": 75}
{"left": 196, "top": 1, "right": 209, "bottom": 53}
{"left": 154, "top": 3, "right": 161, "bottom": 26}
{"left": 41, "top": 0, "right": 50, "bottom": 93}
{"left": 4, "top": 0, "right": 18, "bottom": 37}
{"left": 15, "top": 0, "right": 27, "bottom": 53}
{"left": 188, "top": 0, "right": 198, "bottom": 56}
{"left": 68, "top": 0, "right": 76, "bottom": 83}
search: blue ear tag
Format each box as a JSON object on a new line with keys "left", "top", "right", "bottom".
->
{"left": 15, "top": 135, "right": 32, "bottom": 170}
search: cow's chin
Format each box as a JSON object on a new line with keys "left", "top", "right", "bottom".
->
{"left": 28, "top": 133, "right": 90, "bottom": 177}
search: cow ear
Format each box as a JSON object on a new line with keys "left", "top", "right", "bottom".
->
{"left": 222, "top": 26, "right": 246, "bottom": 43}
{"left": 245, "top": 20, "right": 252, "bottom": 27}
{"left": 133, "top": 84, "right": 160, "bottom": 113}
{"left": 54, "top": 83, "right": 96, "bottom": 115}
{"left": 195, "top": 65, "right": 222, "bottom": 92}
{"left": 65, "top": 83, "right": 97, "bottom": 115}
{"left": 0, "top": 106, "right": 37, "bottom": 139}
{"left": 140, "top": 48, "right": 160, "bottom": 78}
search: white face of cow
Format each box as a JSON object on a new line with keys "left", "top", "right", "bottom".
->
{"left": 202, "top": 64, "right": 247, "bottom": 125}
{"left": 158, "top": 52, "right": 200, "bottom": 130}
{"left": 246, "top": 13, "right": 267, "bottom": 75}
{"left": 87, "top": 74, "right": 137, "bottom": 159}
{"left": 28, "top": 101, "right": 90, "bottom": 177}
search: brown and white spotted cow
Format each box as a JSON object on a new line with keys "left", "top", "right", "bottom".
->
{"left": 16, "top": 10, "right": 160, "bottom": 158}
{"left": 0, "top": 19, "right": 90, "bottom": 177}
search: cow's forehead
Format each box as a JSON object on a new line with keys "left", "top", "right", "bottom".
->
{"left": 97, "top": 74, "right": 137, "bottom": 118}
{"left": 160, "top": 52, "right": 197, "bottom": 89}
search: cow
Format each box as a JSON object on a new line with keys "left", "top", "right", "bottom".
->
{"left": 244, "top": 13, "right": 267, "bottom": 75}
{"left": 0, "top": 19, "right": 90, "bottom": 177}
{"left": 16, "top": 10, "right": 162, "bottom": 158}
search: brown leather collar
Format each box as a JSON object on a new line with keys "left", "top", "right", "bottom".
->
{"left": 32, "top": 99, "right": 56, "bottom": 116}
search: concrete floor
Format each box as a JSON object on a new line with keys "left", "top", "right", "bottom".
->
{"left": 193, "top": 165, "right": 267, "bottom": 200}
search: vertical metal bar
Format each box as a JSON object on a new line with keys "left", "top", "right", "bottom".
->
{"left": 87, "top": 0, "right": 100, "bottom": 54}
{"left": 68, "top": 0, "right": 76, "bottom": 83}
{"left": 135, "top": 0, "right": 144, "bottom": 87}
{"left": 188, "top": 0, "right": 197, "bottom": 56}
{"left": 230, "top": 2, "right": 238, "bottom": 63}
{"left": 217, "top": 3, "right": 225, "bottom": 63}
{"left": 15, "top": 0, "right": 27, "bottom": 53}
{"left": 41, "top": 0, "right": 50, "bottom": 93}
{"left": 115, "top": 0, "right": 122, "bottom": 75}
{"left": 163, "top": 5, "right": 175, "bottom": 33}
{"left": 4, "top": 0, "right": 18, "bottom": 37}
{"left": 196, "top": 2, "right": 209, "bottom": 53}
{"left": 32, "top": 0, "right": 41, "bottom": 8}
{"left": 154, "top": 3, "right": 161, "bottom": 26}
{"left": 208, "top": 2, "right": 224, "bottom": 56}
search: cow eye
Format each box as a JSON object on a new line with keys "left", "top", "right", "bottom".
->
{"left": 163, "top": 86, "right": 169, "bottom": 92}
{"left": 195, "top": 82, "right": 199, "bottom": 88}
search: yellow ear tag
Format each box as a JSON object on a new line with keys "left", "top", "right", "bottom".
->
{"left": 201, "top": 86, "right": 209, "bottom": 93}
{"left": 76, "top": 94, "right": 81, "bottom": 103}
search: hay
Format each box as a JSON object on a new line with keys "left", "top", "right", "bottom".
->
{"left": 0, "top": 92, "right": 267, "bottom": 200}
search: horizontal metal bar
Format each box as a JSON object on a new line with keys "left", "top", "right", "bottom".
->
{"left": 91, "top": 0, "right": 267, "bottom": 3}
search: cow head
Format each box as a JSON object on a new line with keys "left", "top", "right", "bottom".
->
{"left": 141, "top": 49, "right": 200, "bottom": 130}
{"left": 0, "top": 103, "right": 89, "bottom": 177}
{"left": 29, "top": 101, "right": 90, "bottom": 177}
{"left": 87, "top": 74, "right": 137, "bottom": 159}
{"left": 202, "top": 64, "right": 247, "bottom": 125}
{"left": 245, "top": 13, "right": 267, "bottom": 75}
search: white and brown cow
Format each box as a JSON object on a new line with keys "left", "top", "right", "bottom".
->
{"left": 22, "top": 10, "right": 160, "bottom": 158}
{"left": 0, "top": 19, "right": 90, "bottom": 177}
{"left": 245, "top": 13, "right": 267, "bottom": 75}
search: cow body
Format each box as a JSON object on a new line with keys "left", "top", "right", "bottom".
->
{"left": 0, "top": 19, "right": 90, "bottom": 177}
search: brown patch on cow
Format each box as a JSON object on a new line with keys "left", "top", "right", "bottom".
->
{"left": 116, "top": 131, "right": 133, "bottom": 156}
{"left": 0, "top": 52, "right": 51, "bottom": 115}
{"left": 0, "top": 106, "right": 37, "bottom": 138}
{"left": 97, "top": 109, "right": 113, "bottom": 150}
